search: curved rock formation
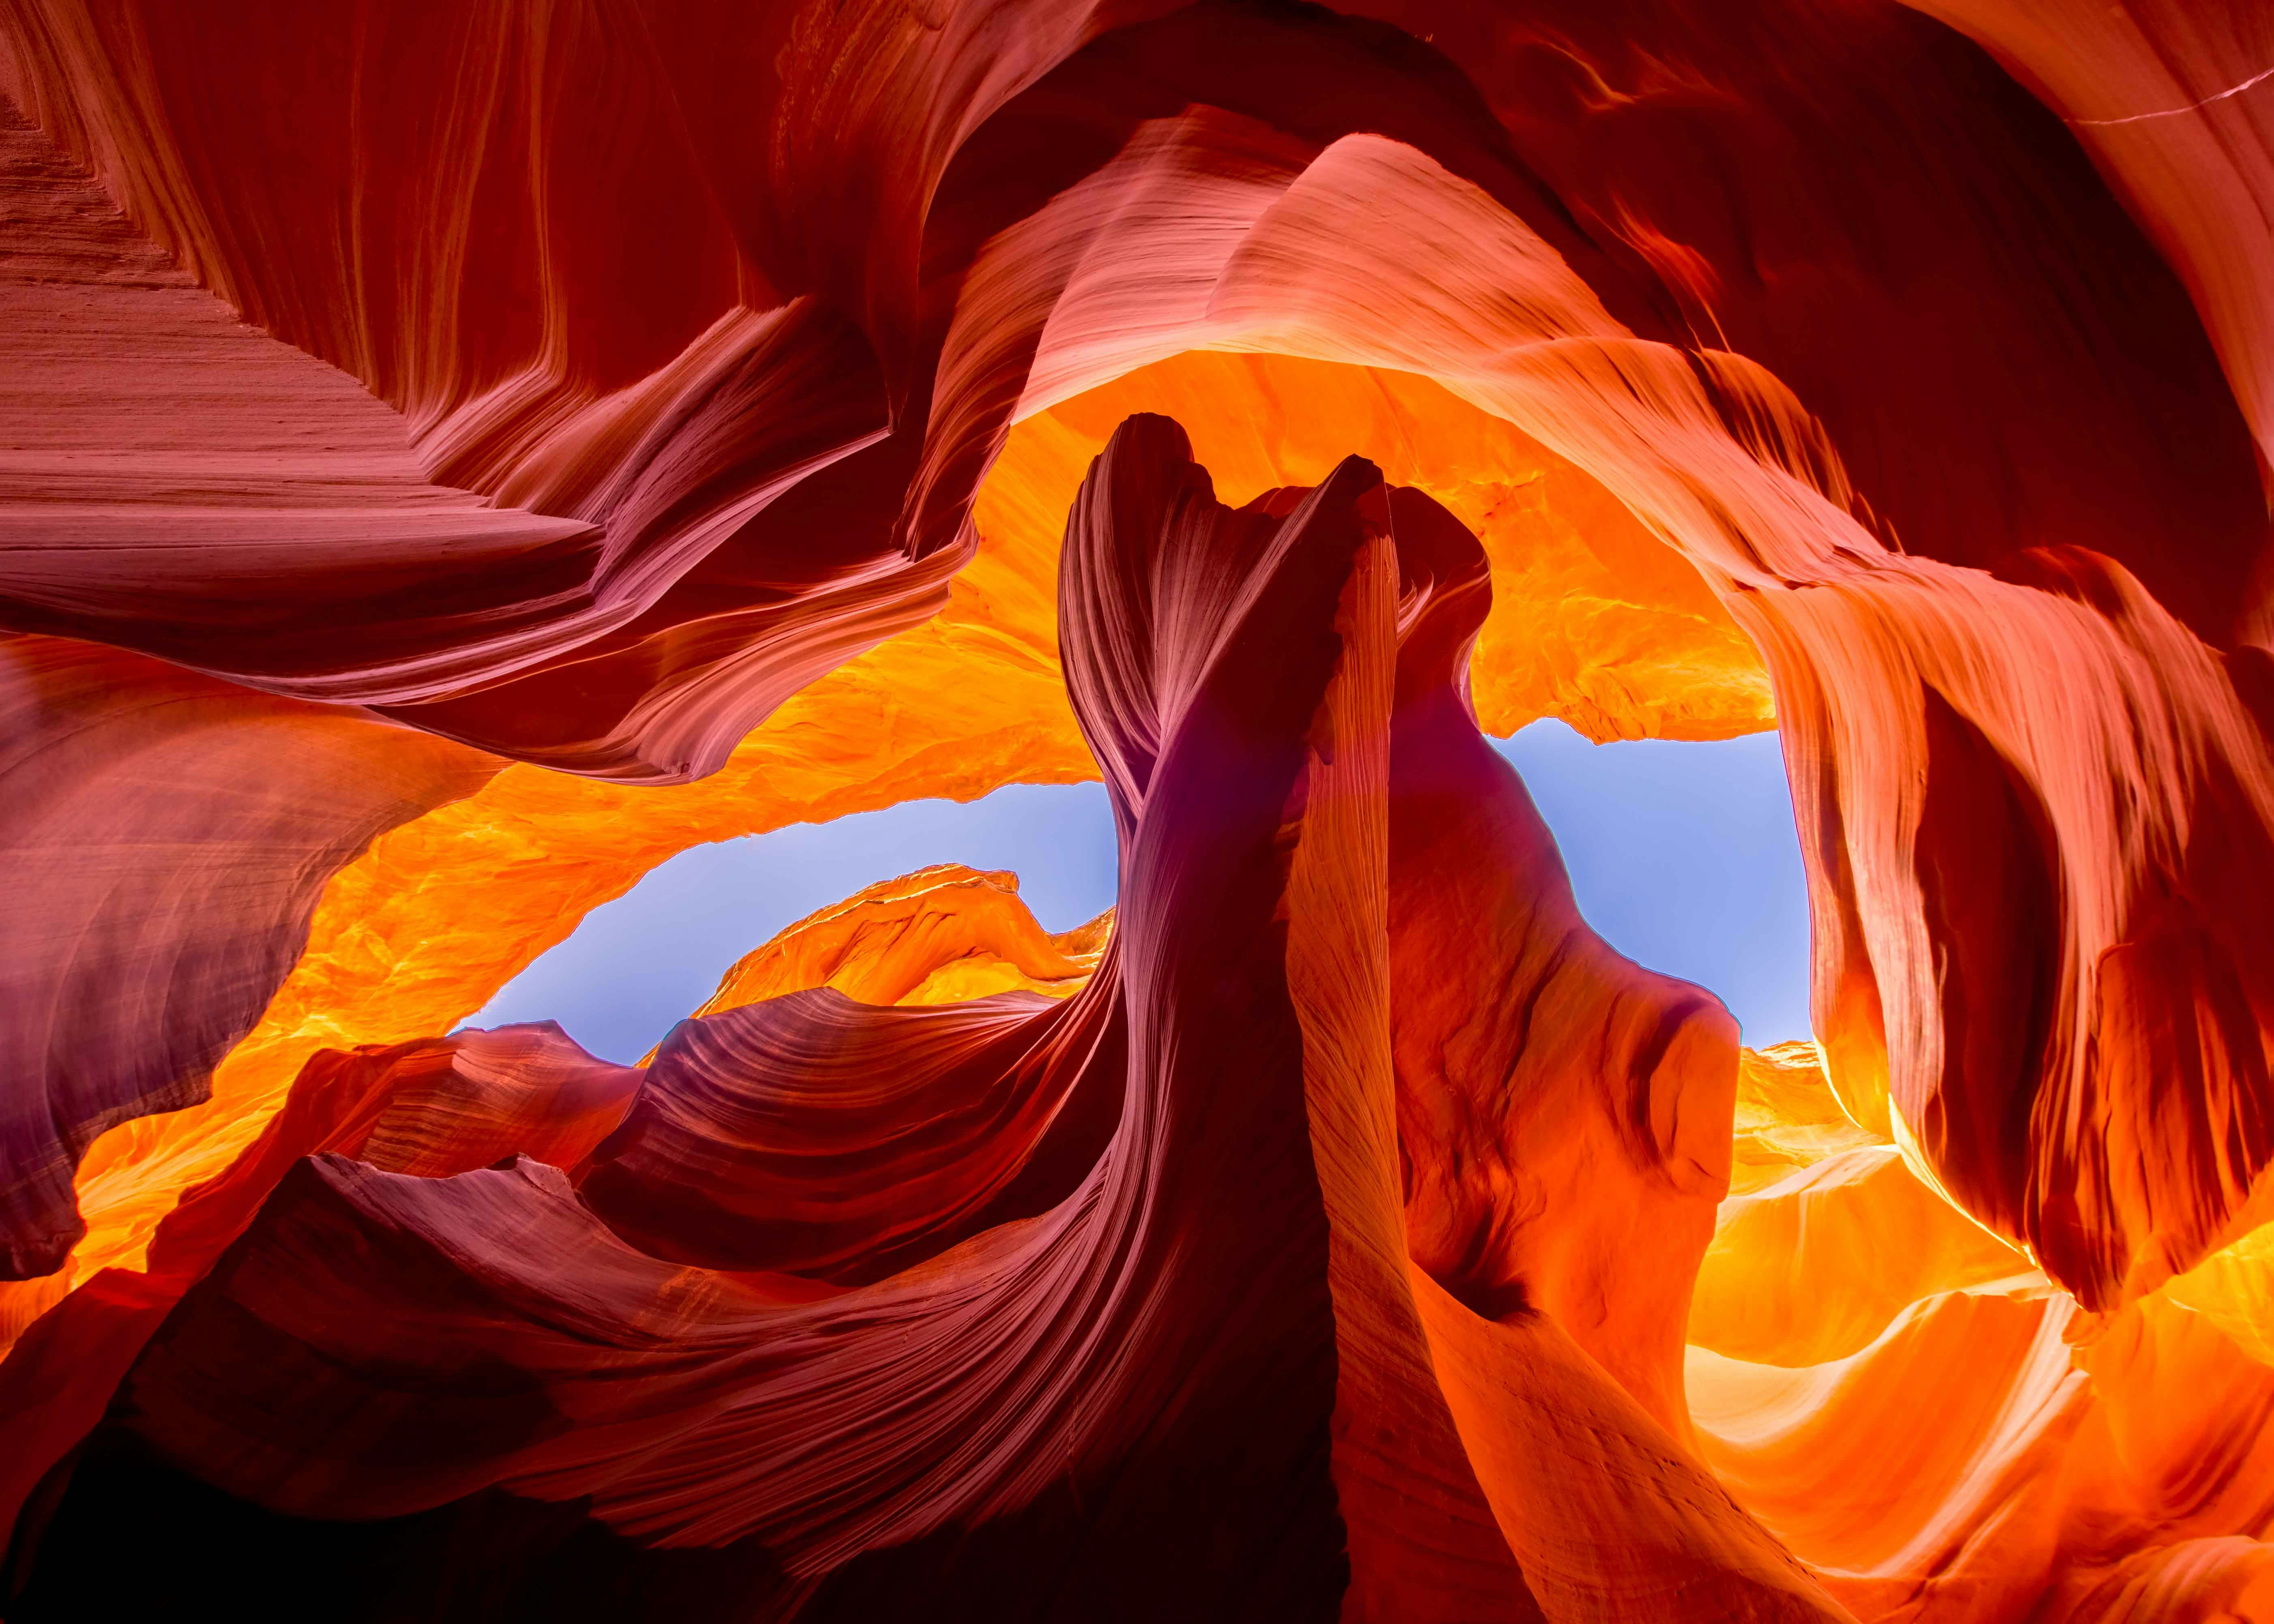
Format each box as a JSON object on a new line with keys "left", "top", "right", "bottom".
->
{"left": 0, "top": 634, "right": 495, "bottom": 1281}
{"left": 0, "top": 0, "right": 2271, "bottom": 1615}
{"left": 679, "top": 864, "right": 1107, "bottom": 1021}
{"left": 2, "top": 421, "right": 1827, "bottom": 1619}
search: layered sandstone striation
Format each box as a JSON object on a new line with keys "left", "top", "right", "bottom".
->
{"left": 0, "top": 0, "right": 2272, "bottom": 1617}
{"left": 679, "top": 865, "right": 1108, "bottom": 1024}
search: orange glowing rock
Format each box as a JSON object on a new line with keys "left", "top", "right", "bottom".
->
{"left": 1726, "top": 1041, "right": 1884, "bottom": 1197}
{"left": 681, "top": 864, "right": 1108, "bottom": 1024}
{"left": 1693, "top": 1041, "right": 2274, "bottom": 1621}
{"left": 1693, "top": 1041, "right": 2032, "bottom": 1367}
{"left": 1692, "top": 1142, "right": 2036, "bottom": 1367}
{"left": 1692, "top": 1284, "right": 2274, "bottom": 1622}
{"left": 2, "top": 0, "right": 2273, "bottom": 1616}
{"left": 2162, "top": 1220, "right": 2274, "bottom": 1370}
{"left": 21, "top": 348, "right": 1769, "bottom": 1330}
{"left": 983, "top": 350, "right": 1775, "bottom": 745}
{"left": 3, "top": 420, "right": 1839, "bottom": 1618}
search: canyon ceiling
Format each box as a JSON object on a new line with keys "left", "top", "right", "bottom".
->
{"left": 2, "top": 0, "right": 2274, "bottom": 1619}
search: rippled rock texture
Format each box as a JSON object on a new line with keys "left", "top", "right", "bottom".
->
{"left": 2, "top": 1, "right": 2274, "bottom": 1618}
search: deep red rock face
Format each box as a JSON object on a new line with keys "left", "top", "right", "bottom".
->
{"left": 2, "top": 2, "right": 2273, "bottom": 1619}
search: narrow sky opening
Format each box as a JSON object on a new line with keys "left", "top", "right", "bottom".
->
{"left": 470, "top": 721, "right": 1812, "bottom": 1063}
{"left": 466, "top": 784, "right": 1121, "bottom": 1064}
{"left": 1493, "top": 721, "right": 1813, "bottom": 1047}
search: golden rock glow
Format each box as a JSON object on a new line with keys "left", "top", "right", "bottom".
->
{"left": 681, "top": 863, "right": 1108, "bottom": 1026}
{"left": 5, "top": 2, "right": 2274, "bottom": 1613}
{"left": 24, "top": 349, "right": 1772, "bottom": 1326}
{"left": 987, "top": 351, "right": 1776, "bottom": 744}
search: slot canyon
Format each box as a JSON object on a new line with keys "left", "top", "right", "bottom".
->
{"left": 3, "top": 1, "right": 2274, "bottom": 1618}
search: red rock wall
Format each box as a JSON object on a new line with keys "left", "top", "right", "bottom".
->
{"left": 1, "top": 1, "right": 2271, "bottom": 1618}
